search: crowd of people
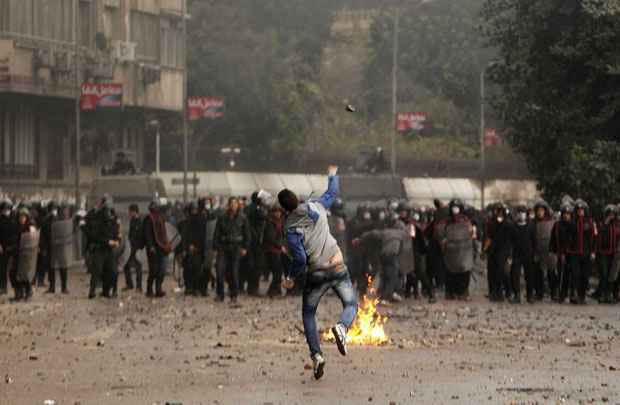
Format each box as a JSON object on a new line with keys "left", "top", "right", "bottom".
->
{"left": 0, "top": 190, "right": 618, "bottom": 307}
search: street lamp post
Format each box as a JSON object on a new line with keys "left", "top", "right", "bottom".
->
{"left": 74, "top": 0, "right": 81, "bottom": 207}
{"left": 480, "top": 68, "right": 486, "bottom": 211}
{"left": 182, "top": 0, "right": 189, "bottom": 203}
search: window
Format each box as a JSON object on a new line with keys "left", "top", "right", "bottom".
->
{"left": 4, "top": 0, "right": 35, "bottom": 36}
{"left": 131, "top": 11, "right": 159, "bottom": 62}
{"left": 103, "top": 5, "right": 122, "bottom": 41}
{"left": 0, "top": 104, "right": 38, "bottom": 178}
{"left": 79, "top": 0, "right": 92, "bottom": 47}
{"left": 33, "top": 0, "right": 74, "bottom": 42}
{"left": 160, "top": 19, "right": 183, "bottom": 69}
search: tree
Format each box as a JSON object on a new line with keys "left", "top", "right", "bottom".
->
{"left": 481, "top": 0, "right": 620, "bottom": 209}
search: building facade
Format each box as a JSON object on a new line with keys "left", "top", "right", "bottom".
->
{"left": 0, "top": 0, "right": 185, "bottom": 199}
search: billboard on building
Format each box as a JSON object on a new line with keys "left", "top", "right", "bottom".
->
{"left": 187, "top": 97, "right": 225, "bottom": 120}
{"left": 396, "top": 112, "right": 427, "bottom": 132}
{"left": 81, "top": 83, "right": 123, "bottom": 111}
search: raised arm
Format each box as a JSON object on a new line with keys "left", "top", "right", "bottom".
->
{"left": 316, "top": 165, "right": 339, "bottom": 209}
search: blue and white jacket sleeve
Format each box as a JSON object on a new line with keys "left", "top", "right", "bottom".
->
{"left": 316, "top": 175, "right": 339, "bottom": 210}
{"left": 286, "top": 229, "right": 307, "bottom": 278}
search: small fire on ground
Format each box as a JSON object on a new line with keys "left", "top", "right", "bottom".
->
{"left": 322, "top": 276, "right": 389, "bottom": 345}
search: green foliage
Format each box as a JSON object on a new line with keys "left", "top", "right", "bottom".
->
{"left": 481, "top": 0, "right": 620, "bottom": 209}
{"left": 364, "top": 0, "right": 490, "bottom": 141}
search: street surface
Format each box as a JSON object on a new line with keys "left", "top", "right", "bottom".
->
{"left": 1, "top": 270, "right": 619, "bottom": 405}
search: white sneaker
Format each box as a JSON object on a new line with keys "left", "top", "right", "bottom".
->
{"left": 331, "top": 323, "right": 348, "bottom": 356}
{"left": 312, "top": 353, "right": 326, "bottom": 380}
{"left": 392, "top": 292, "right": 404, "bottom": 302}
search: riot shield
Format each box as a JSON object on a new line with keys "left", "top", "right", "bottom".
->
{"left": 443, "top": 221, "right": 474, "bottom": 274}
{"left": 17, "top": 228, "right": 39, "bottom": 283}
{"left": 51, "top": 219, "right": 74, "bottom": 268}
{"left": 399, "top": 224, "right": 415, "bottom": 275}
{"left": 166, "top": 222, "right": 181, "bottom": 252}
{"left": 536, "top": 220, "right": 557, "bottom": 269}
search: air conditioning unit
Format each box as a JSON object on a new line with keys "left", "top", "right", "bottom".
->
{"left": 111, "top": 40, "right": 136, "bottom": 63}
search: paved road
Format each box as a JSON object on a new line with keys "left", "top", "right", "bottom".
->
{"left": 0, "top": 271, "right": 619, "bottom": 405}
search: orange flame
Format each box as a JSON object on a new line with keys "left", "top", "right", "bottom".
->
{"left": 322, "top": 276, "right": 389, "bottom": 345}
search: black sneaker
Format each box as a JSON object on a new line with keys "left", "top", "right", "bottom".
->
{"left": 312, "top": 353, "right": 326, "bottom": 380}
{"left": 331, "top": 323, "right": 348, "bottom": 356}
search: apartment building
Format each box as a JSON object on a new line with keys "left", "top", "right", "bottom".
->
{"left": 0, "top": 0, "right": 185, "bottom": 197}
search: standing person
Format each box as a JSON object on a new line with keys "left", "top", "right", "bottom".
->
{"left": 213, "top": 197, "right": 250, "bottom": 303}
{"left": 347, "top": 207, "right": 374, "bottom": 295}
{"left": 41, "top": 202, "right": 71, "bottom": 295}
{"left": 532, "top": 201, "right": 557, "bottom": 301}
{"left": 441, "top": 199, "right": 475, "bottom": 301}
{"left": 0, "top": 199, "right": 17, "bottom": 295}
{"left": 263, "top": 206, "right": 286, "bottom": 298}
{"left": 596, "top": 205, "right": 617, "bottom": 303}
{"left": 183, "top": 201, "right": 207, "bottom": 296}
{"left": 566, "top": 199, "right": 597, "bottom": 305}
{"left": 84, "top": 196, "right": 119, "bottom": 299}
{"left": 279, "top": 165, "right": 358, "bottom": 381}
{"left": 243, "top": 192, "right": 267, "bottom": 296}
{"left": 550, "top": 203, "right": 574, "bottom": 303}
{"left": 123, "top": 204, "right": 144, "bottom": 291}
{"left": 404, "top": 208, "right": 435, "bottom": 302}
{"left": 144, "top": 199, "right": 172, "bottom": 298}
{"left": 425, "top": 200, "right": 447, "bottom": 291}
{"left": 11, "top": 208, "right": 36, "bottom": 301}
{"left": 483, "top": 203, "right": 513, "bottom": 302}
{"left": 509, "top": 205, "right": 537, "bottom": 303}
{"left": 355, "top": 213, "right": 410, "bottom": 304}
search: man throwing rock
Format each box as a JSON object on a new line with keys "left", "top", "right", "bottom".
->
{"left": 278, "top": 165, "right": 358, "bottom": 380}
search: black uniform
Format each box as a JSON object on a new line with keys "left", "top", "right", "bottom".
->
{"left": 84, "top": 208, "right": 118, "bottom": 298}
{"left": 550, "top": 218, "right": 572, "bottom": 302}
{"left": 596, "top": 219, "right": 617, "bottom": 302}
{"left": 243, "top": 202, "right": 266, "bottom": 295}
{"left": 123, "top": 215, "right": 144, "bottom": 290}
{"left": 0, "top": 212, "right": 18, "bottom": 294}
{"left": 485, "top": 217, "right": 513, "bottom": 301}
{"left": 348, "top": 214, "right": 374, "bottom": 295}
{"left": 213, "top": 210, "right": 250, "bottom": 301}
{"left": 566, "top": 216, "right": 596, "bottom": 303}
{"left": 509, "top": 220, "right": 537, "bottom": 301}
{"left": 183, "top": 212, "right": 208, "bottom": 295}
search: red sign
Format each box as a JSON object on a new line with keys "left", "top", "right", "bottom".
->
{"left": 80, "top": 83, "right": 123, "bottom": 111}
{"left": 484, "top": 128, "right": 502, "bottom": 146}
{"left": 187, "top": 97, "right": 225, "bottom": 120}
{"left": 396, "top": 112, "right": 427, "bottom": 132}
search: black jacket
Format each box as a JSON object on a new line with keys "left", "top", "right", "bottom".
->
{"left": 84, "top": 209, "right": 118, "bottom": 250}
{"left": 0, "top": 214, "right": 19, "bottom": 256}
{"left": 213, "top": 211, "right": 250, "bottom": 251}
{"left": 184, "top": 213, "right": 208, "bottom": 254}
{"left": 510, "top": 221, "right": 536, "bottom": 258}
{"left": 128, "top": 216, "right": 145, "bottom": 250}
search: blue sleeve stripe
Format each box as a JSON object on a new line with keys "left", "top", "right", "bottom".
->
{"left": 317, "top": 175, "right": 339, "bottom": 209}
{"left": 286, "top": 229, "right": 307, "bottom": 277}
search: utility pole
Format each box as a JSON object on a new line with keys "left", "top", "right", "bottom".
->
{"left": 480, "top": 68, "right": 486, "bottom": 211}
{"left": 390, "top": 7, "right": 399, "bottom": 176}
{"left": 74, "top": 0, "right": 81, "bottom": 207}
{"left": 182, "top": 0, "right": 189, "bottom": 203}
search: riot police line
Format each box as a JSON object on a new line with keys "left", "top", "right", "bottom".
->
{"left": 0, "top": 192, "right": 618, "bottom": 306}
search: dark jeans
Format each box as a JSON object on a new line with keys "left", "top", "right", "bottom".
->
{"left": 216, "top": 247, "right": 242, "bottom": 299}
{"left": 302, "top": 267, "right": 358, "bottom": 356}
{"left": 511, "top": 254, "right": 534, "bottom": 298}
{"left": 48, "top": 267, "right": 68, "bottom": 293}
{"left": 488, "top": 251, "right": 511, "bottom": 299}
{"left": 598, "top": 254, "right": 613, "bottom": 297}
{"left": 241, "top": 244, "right": 261, "bottom": 295}
{"left": 89, "top": 248, "right": 115, "bottom": 296}
{"left": 147, "top": 250, "right": 166, "bottom": 294}
{"left": 0, "top": 254, "right": 9, "bottom": 292}
{"left": 123, "top": 247, "right": 143, "bottom": 289}
{"left": 446, "top": 272, "right": 470, "bottom": 297}
{"left": 183, "top": 251, "right": 204, "bottom": 293}
{"left": 568, "top": 254, "right": 592, "bottom": 300}
{"left": 379, "top": 255, "right": 400, "bottom": 300}
{"left": 34, "top": 253, "right": 47, "bottom": 286}
{"left": 406, "top": 254, "right": 433, "bottom": 297}
{"left": 558, "top": 256, "right": 571, "bottom": 300}
{"left": 427, "top": 247, "right": 446, "bottom": 289}
{"left": 265, "top": 252, "right": 283, "bottom": 296}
